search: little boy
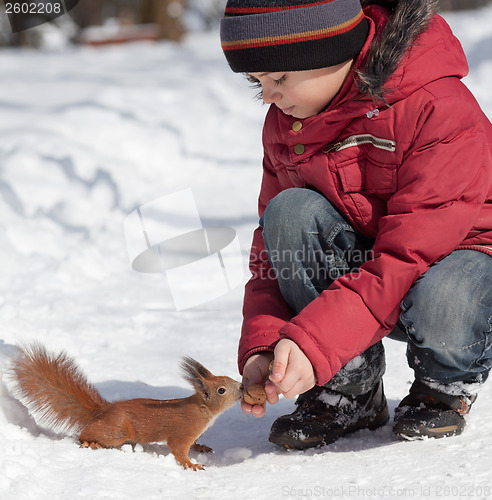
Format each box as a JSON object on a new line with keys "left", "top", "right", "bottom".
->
{"left": 221, "top": 0, "right": 492, "bottom": 448}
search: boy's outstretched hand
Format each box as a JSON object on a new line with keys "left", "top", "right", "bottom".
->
{"left": 241, "top": 338, "right": 316, "bottom": 417}
{"left": 241, "top": 350, "right": 273, "bottom": 417}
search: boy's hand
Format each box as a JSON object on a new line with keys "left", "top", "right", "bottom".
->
{"left": 241, "top": 339, "right": 316, "bottom": 417}
{"left": 241, "top": 351, "right": 274, "bottom": 417}
{"left": 269, "top": 339, "right": 316, "bottom": 399}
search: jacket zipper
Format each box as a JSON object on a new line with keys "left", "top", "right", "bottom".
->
{"left": 324, "top": 134, "right": 396, "bottom": 153}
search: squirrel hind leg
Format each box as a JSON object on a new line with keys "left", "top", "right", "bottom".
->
{"left": 167, "top": 439, "right": 205, "bottom": 471}
{"left": 172, "top": 451, "right": 205, "bottom": 471}
{"left": 189, "top": 463, "right": 205, "bottom": 471}
{"left": 182, "top": 460, "right": 205, "bottom": 471}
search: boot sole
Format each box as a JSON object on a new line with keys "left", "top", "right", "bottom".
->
{"left": 393, "top": 420, "right": 464, "bottom": 440}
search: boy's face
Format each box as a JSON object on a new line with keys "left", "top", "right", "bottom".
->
{"left": 248, "top": 60, "right": 353, "bottom": 119}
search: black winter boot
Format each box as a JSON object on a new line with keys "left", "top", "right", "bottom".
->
{"left": 269, "top": 380, "right": 389, "bottom": 449}
{"left": 393, "top": 380, "right": 477, "bottom": 439}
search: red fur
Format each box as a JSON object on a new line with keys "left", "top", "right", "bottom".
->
{"left": 12, "top": 344, "right": 243, "bottom": 470}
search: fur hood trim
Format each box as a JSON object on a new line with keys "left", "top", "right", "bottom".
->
{"left": 357, "top": 0, "right": 440, "bottom": 103}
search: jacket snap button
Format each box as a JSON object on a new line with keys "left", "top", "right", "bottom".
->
{"left": 294, "top": 143, "right": 305, "bottom": 155}
{"left": 292, "top": 121, "right": 303, "bottom": 132}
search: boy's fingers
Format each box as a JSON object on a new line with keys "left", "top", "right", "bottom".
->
{"left": 240, "top": 399, "right": 253, "bottom": 414}
{"left": 241, "top": 399, "right": 264, "bottom": 416}
{"left": 282, "top": 376, "right": 315, "bottom": 400}
{"left": 265, "top": 380, "right": 280, "bottom": 404}
{"left": 270, "top": 341, "right": 290, "bottom": 382}
{"left": 240, "top": 398, "right": 267, "bottom": 417}
{"left": 251, "top": 404, "right": 266, "bottom": 417}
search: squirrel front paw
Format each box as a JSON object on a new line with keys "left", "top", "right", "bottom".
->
{"left": 191, "top": 443, "right": 213, "bottom": 453}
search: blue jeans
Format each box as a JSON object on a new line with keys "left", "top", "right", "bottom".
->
{"left": 260, "top": 188, "right": 492, "bottom": 397}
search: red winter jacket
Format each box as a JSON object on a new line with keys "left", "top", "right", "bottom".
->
{"left": 239, "top": 5, "right": 492, "bottom": 385}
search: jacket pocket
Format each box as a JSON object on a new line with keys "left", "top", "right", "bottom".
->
{"left": 337, "top": 156, "right": 398, "bottom": 195}
{"left": 329, "top": 135, "right": 398, "bottom": 195}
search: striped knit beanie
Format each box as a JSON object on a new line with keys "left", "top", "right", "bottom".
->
{"left": 220, "top": 0, "right": 369, "bottom": 73}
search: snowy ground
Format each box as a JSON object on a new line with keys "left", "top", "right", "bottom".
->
{"left": 1, "top": 5, "right": 492, "bottom": 500}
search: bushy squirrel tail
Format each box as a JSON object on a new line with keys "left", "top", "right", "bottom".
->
{"left": 11, "top": 343, "right": 108, "bottom": 433}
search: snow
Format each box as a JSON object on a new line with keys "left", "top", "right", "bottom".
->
{"left": 1, "top": 5, "right": 492, "bottom": 500}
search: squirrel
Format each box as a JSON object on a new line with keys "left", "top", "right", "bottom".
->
{"left": 11, "top": 343, "right": 243, "bottom": 470}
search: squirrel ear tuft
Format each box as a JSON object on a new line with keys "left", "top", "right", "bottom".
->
{"left": 180, "top": 357, "right": 214, "bottom": 397}
{"left": 181, "top": 357, "right": 214, "bottom": 379}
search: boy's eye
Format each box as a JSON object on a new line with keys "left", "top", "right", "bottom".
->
{"left": 273, "top": 75, "right": 286, "bottom": 85}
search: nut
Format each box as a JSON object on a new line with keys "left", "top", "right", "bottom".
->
{"left": 243, "top": 384, "right": 267, "bottom": 406}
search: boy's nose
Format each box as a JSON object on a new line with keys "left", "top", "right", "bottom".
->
{"left": 262, "top": 87, "right": 281, "bottom": 105}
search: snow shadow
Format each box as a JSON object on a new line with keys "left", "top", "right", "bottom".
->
{"left": 195, "top": 396, "right": 403, "bottom": 468}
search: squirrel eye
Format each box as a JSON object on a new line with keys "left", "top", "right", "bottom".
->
{"left": 217, "top": 387, "right": 226, "bottom": 395}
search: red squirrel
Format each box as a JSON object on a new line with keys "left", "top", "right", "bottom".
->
{"left": 11, "top": 343, "right": 243, "bottom": 470}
